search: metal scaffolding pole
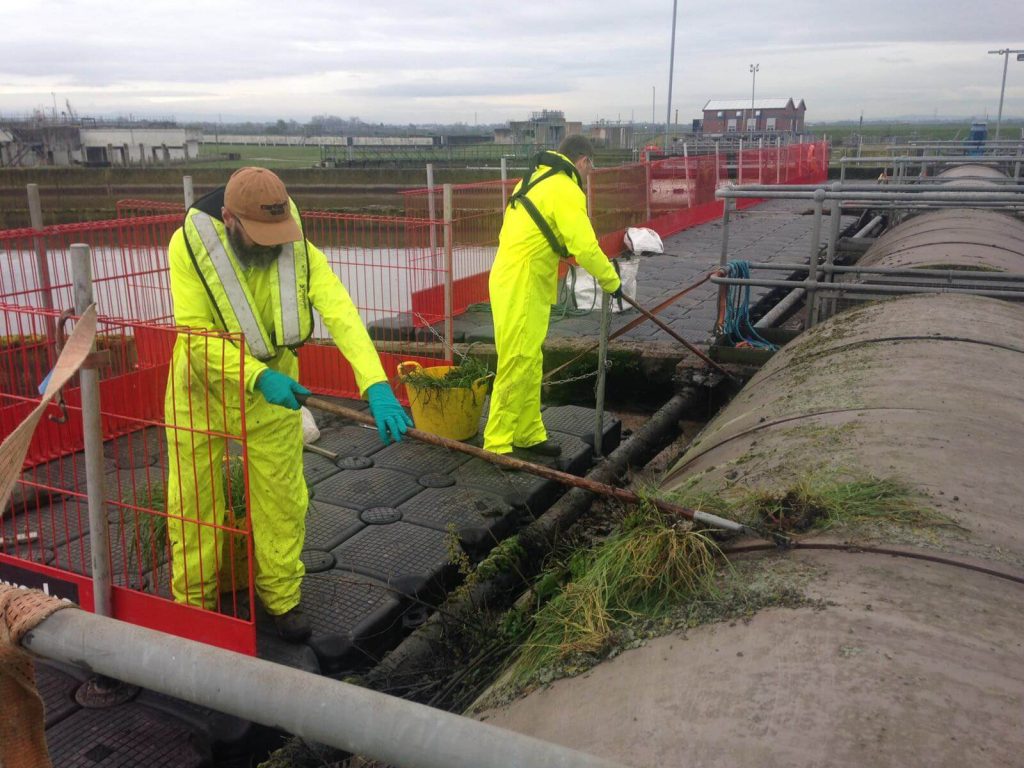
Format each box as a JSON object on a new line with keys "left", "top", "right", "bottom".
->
{"left": 23, "top": 608, "right": 630, "bottom": 768}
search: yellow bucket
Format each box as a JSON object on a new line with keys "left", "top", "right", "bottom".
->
{"left": 398, "top": 361, "right": 491, "bottom": 441}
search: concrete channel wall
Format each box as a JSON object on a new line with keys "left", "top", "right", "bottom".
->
{"left": 478, "top": 180, "right": 1024, "bottom": 764}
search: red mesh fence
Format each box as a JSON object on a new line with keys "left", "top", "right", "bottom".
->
{"left": 0, "top": 216, "right": 180, "bottom": 325}
{"left": 0, "top": 305, "right": 256, "bottom": 654}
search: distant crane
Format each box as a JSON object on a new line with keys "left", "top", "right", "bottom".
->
{"left": 65, "top": 98, "right": 78, "bottom": 122}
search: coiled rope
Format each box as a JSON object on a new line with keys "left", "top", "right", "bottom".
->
{"left": 721, "top": 260, "right": 778, "bottom": 351}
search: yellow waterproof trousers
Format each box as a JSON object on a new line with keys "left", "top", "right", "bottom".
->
{"left": 164, "top": 344, "right": 307, "bottom": 616}
{"left": 482, "top": 248, "right": 555, "bottom": 455}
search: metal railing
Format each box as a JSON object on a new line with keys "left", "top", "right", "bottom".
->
{"left": 713, "top": 180, "right": 1024, "bottom": 329}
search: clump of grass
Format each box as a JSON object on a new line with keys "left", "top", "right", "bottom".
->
{"left": 117, "top": 455, "right": 250, "bottom": 574}
{"left": 399, "top": 356, "right": 492, "bottom": 393}
{"left": 659, "top": 471, "right": 948, "bottom": 536}
{"left": 747, "top": 476, "right": 944, "bottom": 533}
{"left": 506, "top": 504, "right": 721, "bottom": 686}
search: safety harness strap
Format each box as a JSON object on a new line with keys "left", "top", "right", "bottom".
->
{"left": 508, "top": 151, "right": 584, "bottom": 259}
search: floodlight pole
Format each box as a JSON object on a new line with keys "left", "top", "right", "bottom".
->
{"left": 988, "top": 49, "right": 1024, "bottom": 141}
{"left": 749, "top": 63, "right": 760, "bottom": 133}
{"left": 665, "top": 0, "right": 678, "bottom": 153}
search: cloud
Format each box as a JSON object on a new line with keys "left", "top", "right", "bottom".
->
{"left": 0, "top": 0, "right": 1020, "bottom": 123}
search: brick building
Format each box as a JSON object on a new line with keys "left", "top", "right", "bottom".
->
{"left": 701, "top": 98, "right": 806, "bottom": 135}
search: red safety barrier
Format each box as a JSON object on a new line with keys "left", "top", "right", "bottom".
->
{"left": 400, "top": 180, "right": 508, "bottom": 322}
{"left": 297, "top": 211, "right": 449, "bottom": 395}
{"left": 0, "top": 305, "right": 256, "bottom": 654}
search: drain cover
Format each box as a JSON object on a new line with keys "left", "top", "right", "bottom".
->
{"left": 418, "top": 473, "right": 455, "bottom": 488}
{"left": 300, "top": 549, "right": 336, "bottom": 573}
{"left": 360, "top": 507, "right": 403, "bottom": 525}
{"left": 338, "top": 456, "right": 374, "bottom": 470}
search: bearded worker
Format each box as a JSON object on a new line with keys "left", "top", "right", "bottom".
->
{"left": 483, "top": 135, "right": 622, "bottom": 459}
{"left": 164, "top": 166, "right": 412, "bottom": 641}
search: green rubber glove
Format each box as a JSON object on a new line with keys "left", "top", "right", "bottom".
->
{"left": 366, "top": 382, "right": 413, "bottom": 444}
{"left": 255, "top": 369, "right": 310, "bottom": 410}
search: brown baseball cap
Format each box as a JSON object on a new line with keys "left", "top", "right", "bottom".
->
{"left": 224, "top": 167, "right": 302, "bottom": 245}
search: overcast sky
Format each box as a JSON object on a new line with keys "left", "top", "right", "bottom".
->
{"left": 1, "top": 0, "right": 1021, "bottom": 125}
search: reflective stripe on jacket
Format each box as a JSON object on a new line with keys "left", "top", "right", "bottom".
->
{"left": 183, "top": 200, "right": 312, "bottom": 361}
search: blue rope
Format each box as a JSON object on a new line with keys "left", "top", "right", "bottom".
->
{"left": 722, "top": 260, "right": 778, "bottom": 351}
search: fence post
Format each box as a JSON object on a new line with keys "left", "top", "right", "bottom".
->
{"left": 715, "top": 141, "right": 720, "bottom": 185}
{"left": 442, "top": 183, "right": 454, "bottom": 361}
{"left": 716, "top": 197, "right": 732, "bottom": 330}
{"left": 427, "top": 163, "right": 438, "bottom": 261}
{"left": 71, "top": 243, "right": 112, "bottom": 617}
{"left": 738, "top": 138, "right": 744, "bottom": 185}
{"left": 26, "top": 184, "right": 56, "bottom": 348}
{"left": 682, "top": 142, "right": 690, "bottom": 207}
{"left": 824, "top": 182, "right": 842, "bottom": 321}
{"left": 500, "top": 157, "right": 508, "bottom": 210}
{"left": 644, "top": 157, "right": 652, "bottom": 221}
{"left": 593, "top": 292, "right": 610, "bottom": 460}
{"left": 183, "top": 175, "right": 194, "bottom": 208}
{"left": 805, "top": 188, "right": 825, "bottom": 329}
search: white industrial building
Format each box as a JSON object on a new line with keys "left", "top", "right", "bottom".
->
{"left": 0, "top": 121, "right": 200, "bottom": 167}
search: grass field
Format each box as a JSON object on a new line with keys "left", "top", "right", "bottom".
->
{"left": 196, "top": 142, "right": 324, "bottom": 168}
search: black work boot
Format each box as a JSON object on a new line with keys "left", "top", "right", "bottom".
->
{"left": 512, "top": 440, "right": 562, "bottom": 458}
{"left": 273, "top": 606, "right": 312, "bottom": 642}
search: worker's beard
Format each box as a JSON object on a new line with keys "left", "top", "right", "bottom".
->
{"left": 227, "top": 226, "right": 283, "bottom": 269}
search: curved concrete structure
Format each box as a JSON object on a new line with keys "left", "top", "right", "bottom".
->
{"left": 481, "top": 293, "right": 1024, "bottom": 767}
{"left": 856, "top": 207, "right": 1024, "bottom": 273}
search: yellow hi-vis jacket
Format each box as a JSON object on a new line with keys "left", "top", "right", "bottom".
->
{"left": 496, "top": 152, "right": 621, "bottom": 301}
{"left": 169, "top": 200, "right": 386, "bottom": 395}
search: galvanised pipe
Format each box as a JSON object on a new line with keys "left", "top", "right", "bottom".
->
{"left": 739, "top": 262, "right": 1024, "bottom": 281}
{"left": 23, "top": 609, "right": 630, "bottom": 768}
{"left": 730, "top": 182, "right": 1023, "bottom": 192}
{"left": 839, "top": 154, "right": 1024, "bottom": 164}
{"left": 71, "top": 244, "right": 111, "bottom": 618}
{"left": 710, "top": 275, "right": 1024, "bottom": 300}
{"left": 717, "top": 190, "right": 1024, "bottom": 202}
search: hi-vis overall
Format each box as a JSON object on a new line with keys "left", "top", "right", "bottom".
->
{"left": 482, "top": 152, "right": 621, "bottom": 456}
{"left": 165, "top": 197, "right": 386, "bottom": 615}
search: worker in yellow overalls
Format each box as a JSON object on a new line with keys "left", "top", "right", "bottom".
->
{"left": 483, "top": 136, "right": 621, "bottom": 458}
{"left": 164, "top": 167, "right": 412, "bottom": 641}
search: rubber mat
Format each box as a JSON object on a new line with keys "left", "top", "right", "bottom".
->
{"left": 103, "top": 427, "right": 166, "bottom": 469}
{"left": 51, "top": 526, "right": 152, "bottom": 588}
{"left": 35, "top": 661, "right": 81, "bottom": 728}
{"left": 372, "top": 439, "right": 472, "bottom": 476}
{"left": 304, "top": 500, "right": 364, "bottom": 551}
{"left": 449, "top": 458, "right": 558, "bottom": 512}
{"left": 299, "top": 569, "right": 405, "bottom": 674}
{"left": 45, "top": 703, "right": 212, "bottom": 767}
{"left": 537, "top": 431, "right": 594, "bottom": 477}
{"left": 538, "top": 404, "right": 622, "bottom": 453}
{"left": 300, "top": 549, "right": 336, "bottom": 573}
{"left": 398, "top": 486, "right": 517, "bottom": 555}
{"left": 303, "top": 452, "right": 340, "bottom": 486}
{"left": 306, "top": 396, "right": 368, "bottom": 431}
{"left": 331, "top": 521, "right": 452, "bottom": 598}
{"left": 21, "top": 451, "right": 118, "bottom": 496}
{"left": 134, "top": 689, "right": 253, "bottom": 754}
{"left": 311, "top": 467, "right": 424, "bottom": 512}
{"left": 255, "top": 629, "right": 321, "bottom": 674}
{"left": 1, "top": 497, "right": 89, "bottom": 554}
{"left": 314, "top": 425, "right": 388, "bottom": 459}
